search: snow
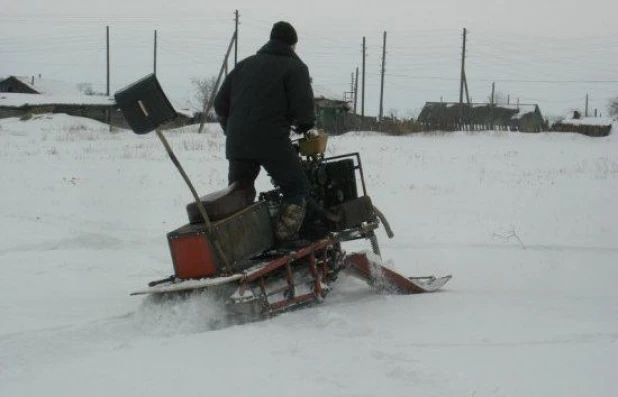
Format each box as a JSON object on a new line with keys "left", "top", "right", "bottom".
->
{"left": 1, "top": 114, "right": 617, "bottom": 397}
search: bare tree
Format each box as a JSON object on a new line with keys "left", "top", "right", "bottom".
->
{"left": 388, "top": 108, "right": 399, "bottom": 120}
{"left": 191, "top": 76, "right": 218, "bottom": 118}
{"left": 404, "top": 108, "right": 419, "bottom": 120}
{"left": 77, "top": 82, "right": 102, "bottom": 96}
{"left": 487, "top": 90, "right": 508, "bottom": 105}
{"left": 608, "top": 97, "right": 618, "bottom": 118}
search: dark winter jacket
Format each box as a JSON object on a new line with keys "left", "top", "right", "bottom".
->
{"left": 214, "top": 39, "right": 315, "bottom": 160}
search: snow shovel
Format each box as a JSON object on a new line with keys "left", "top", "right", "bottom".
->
{"left": 114, "top": 74, "right": 228, "bottom": 267}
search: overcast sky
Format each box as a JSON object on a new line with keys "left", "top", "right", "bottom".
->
{"left": 2, "top": 0, "right": 617, "bottom": 117}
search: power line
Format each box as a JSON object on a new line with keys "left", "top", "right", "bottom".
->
{"left": 478, "top": 78, "right": 618, "bottom": 84}
{"left": 368, "top": 72, "right": 618, "bottom": 84}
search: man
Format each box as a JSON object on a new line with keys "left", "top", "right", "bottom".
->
{"left": 214, "top": 21, "right": 315, "bottom": 242}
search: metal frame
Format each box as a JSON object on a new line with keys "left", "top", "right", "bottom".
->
{"left": 320, "top": 152, "right": 368, "bottom": 197}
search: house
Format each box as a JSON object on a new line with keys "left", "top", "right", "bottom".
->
{"left": 551, "top": 111, "right": 612, "bottom": 137}
{"left": 0, "top": 76, "right": 40, "bottom": 94}
{"left": 0, "top": 75, "right": 86, "bottom": 95}
{"left": 312, "top": 83, "right": 352, "bottom": 135}
{"left": 0, "top": 75, "right": 193, "bottom": 128}
{"left": 418, "top": 102, "right": 546, "bottom": 132}
{"left": 0, "top": 75, "right": 119, "bottom": 125}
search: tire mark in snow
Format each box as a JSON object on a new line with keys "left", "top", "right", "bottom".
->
{"left": 0, "top": 293, "right": 232, "bottom": 377}
{"left": 0, "top": 233, "right": 127, "bottom": 255}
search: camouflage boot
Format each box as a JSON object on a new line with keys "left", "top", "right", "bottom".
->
{"left": 274, "top": 200, "right": 307, "bottom": 242}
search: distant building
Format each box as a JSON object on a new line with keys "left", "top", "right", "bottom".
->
{"left": 418, "top": 102, "right": 546, "bottom": 132}
{"left": 0, "top": 76, "right": 40, "bottom": 94}
{"left": 551, "top": 111, "right": 612, "bottom": 137}
{"left": 0, "top": 75, "right": 87, "bottom": 95}
{"left": 0, "top": 75, "right": 193, "bottom": 128}
{"left": 312, "top": 83, "right": 352, "bottom": 134}
{"left": 0, "top": 75, "right": 121, "bottom": 125}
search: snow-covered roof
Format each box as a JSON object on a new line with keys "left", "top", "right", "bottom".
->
{"left": 1, "top": 76, "right": 114, "bottom": 107}
{"left": 425, "top": 102, "right": 539, "bottom": 119}
{"left": 474, "top": 102, "right": 537, "bottom": 113}
{"left": 558, "top": 117, "right": 613, "bottom": 127}
{"left": 0, "top": 92, "right": 197, "bottom": 120}
{"left": 312, "top": 83, "right": 344, "bottom": 101}
{"left": 469, "top": 103, "right": 537, "bottom": 119}
{"left": 507, "top": 105, "right": 538, "bottom": 120}
{"left": 12, "top": 75, "right": 83, "bottom": 96}
{"left": 169, "top": 98, "right": 200, "bottom": 118}
{"left": 0, "top": 92, "right": 115, "bottom": 107}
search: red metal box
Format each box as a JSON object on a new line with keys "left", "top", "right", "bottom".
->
{"left": 167, "top": 201, "right": 274, "bottom": 279}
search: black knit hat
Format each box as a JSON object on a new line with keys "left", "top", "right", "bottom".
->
{"left": 270, "top": 21, "right": 298, "bottom": 46}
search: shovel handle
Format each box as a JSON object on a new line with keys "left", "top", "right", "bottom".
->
{"left": 155, "top": 129, "right": 212, "bottom": 228}
{"left": 155, "top": 129, "right": 230, "bottom": 268}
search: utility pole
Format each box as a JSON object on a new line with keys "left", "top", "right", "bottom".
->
{"left": 490, "top": 82, "right": 495, "bottom": 129}
{"left": 459, "top": 28, "right": 467, "bottom": 123}
{"left": 585, "top": 93, "right": 589, "bottom": 117}
{"left": 154, "top": 29, "right": 158, "bottom": 75}
{"left": 491, "top": 82, "right": 495, "bottom": 105}
{"left": 106, "top": 26, "right": 110, "bottom": 96}
{"left": 464, "top": 74, "right": 471, "bottom": 104}
{"left": 105, "top": 26, "right": 111, "bottom": 130}
{"left": 361, "top": 37, "right": 366, "bottom": 118}
{"left": 198, "top": 31, "right": 238, "bottom": 132}
{"left": 234, "top": 10, "right": 239, "bottom": 66}
{"left": 350, "top": 72, "right": 355, "bottom": 97}
{"left": 379, "top": 31, "right": 387, "bottom": 122}
{"left": 354, "top": 67, "right": 359, "bottom": 115}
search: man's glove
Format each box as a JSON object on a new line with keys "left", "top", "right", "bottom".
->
{"left": 304, "top": 129, "right": 319, "bottom": 138}
{"left": 295, "top": 122, "right": 314, "bottom": 135}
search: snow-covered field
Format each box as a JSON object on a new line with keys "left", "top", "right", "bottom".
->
{"left": 1, "top": 114, "right": 617, "bottom": 397}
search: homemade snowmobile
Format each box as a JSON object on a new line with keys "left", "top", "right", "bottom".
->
{"left": 115, "top": 74, "right": 451, "bottom": 318}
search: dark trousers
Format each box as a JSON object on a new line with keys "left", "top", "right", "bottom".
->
{"left": 228, "top": 149, "right": 309, "bottom": 205}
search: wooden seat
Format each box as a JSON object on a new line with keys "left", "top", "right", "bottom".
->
{"left": 186, "top": 180, "right": 256, "bottom": 224}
